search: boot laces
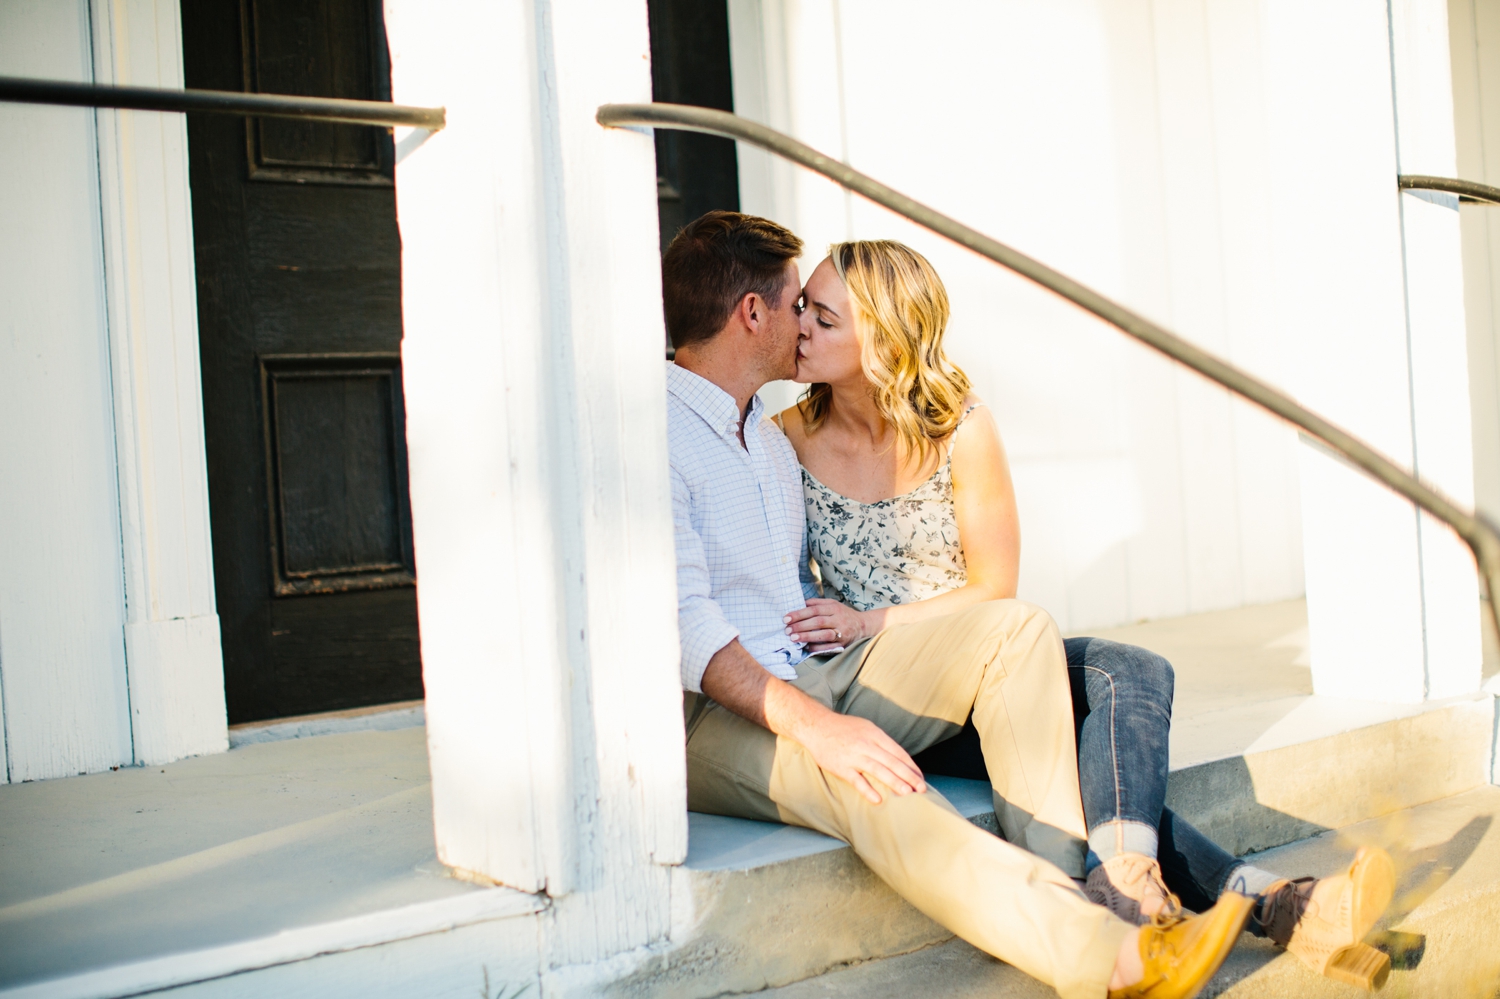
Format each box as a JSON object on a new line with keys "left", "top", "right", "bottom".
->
{"left": 1258, "top": 876, "right": 1316, "bottom": 945}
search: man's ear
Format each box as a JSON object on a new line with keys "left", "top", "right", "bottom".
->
{"left": 737, "top": 292, "right": 763, "bottom": 334}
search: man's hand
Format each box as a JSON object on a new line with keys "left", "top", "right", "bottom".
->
{"left": 700, "top": 639, "right": 926, "bottom": 805}
{"left": 786, "top": 709, "right": 927, "bottom": 804}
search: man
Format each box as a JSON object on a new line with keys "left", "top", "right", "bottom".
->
{"left": 665, "top": 211, "right": 1252, "bottom": 999}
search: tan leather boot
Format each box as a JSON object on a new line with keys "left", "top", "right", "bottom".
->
{"left": 1258, "top": 845, "right": 1396, "bottom": 990}
{"left": 1108, "top": 891, "right": 1255, "bottom": 999}
{"left": 1085, "top": 853, "right": 1183, "bottom": 925}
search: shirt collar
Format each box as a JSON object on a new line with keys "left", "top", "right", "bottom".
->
{"left": 667, "top": 362, "right": 763, "bottom": 443}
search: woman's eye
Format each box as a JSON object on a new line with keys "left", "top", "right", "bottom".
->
{"left": 817, "top": 317, "right": 833, "bottom": 329}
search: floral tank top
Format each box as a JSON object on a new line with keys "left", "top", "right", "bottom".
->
{"left": 801, "top": 405, "right": 981, "bottom": 612}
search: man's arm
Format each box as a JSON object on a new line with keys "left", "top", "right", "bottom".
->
{"left": 673, "top": 466, "right": 741, "bottom": 692}
{"left": 700, "top": 639, "right": 927, "bottom": 805}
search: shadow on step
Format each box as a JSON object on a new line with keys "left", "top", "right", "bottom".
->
{"left": 1167, "top": 754, "right": 1331, "bottom": 857}
{"left": 1362, "top": 812, "right": 1493, "bottom": 971}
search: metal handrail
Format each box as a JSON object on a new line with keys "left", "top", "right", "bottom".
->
{"left": 0, "top": 76, "right": 445, "bottom": 130}
{"left": 1399, "top": 174, "right": 1500, "bottom": 206}
{"left": 599, "top": 101, "right": 1500, "bottom": 638}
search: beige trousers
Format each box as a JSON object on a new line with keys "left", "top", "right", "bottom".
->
{"left": 685, "top": 600, "right": 1133, "bottom": 999}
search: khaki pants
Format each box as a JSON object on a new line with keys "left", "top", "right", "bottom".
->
{"left": 685, "top": 600, "right": 1132, "bottom": 999}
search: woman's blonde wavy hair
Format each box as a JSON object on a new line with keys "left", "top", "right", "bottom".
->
{"left": 801, "top": 240, "right": 971, "bottom": 464}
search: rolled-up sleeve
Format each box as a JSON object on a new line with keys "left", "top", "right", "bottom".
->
{"left": 673, "top": 467, "right": 740, "bottom": 692}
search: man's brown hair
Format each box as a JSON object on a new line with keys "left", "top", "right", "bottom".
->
{"left": 661, "top": 211, "right": 804, "bottom": 350}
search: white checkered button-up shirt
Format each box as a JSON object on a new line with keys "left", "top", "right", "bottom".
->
{"left": 668, "top": 363, "right": 816, "bottom": 692}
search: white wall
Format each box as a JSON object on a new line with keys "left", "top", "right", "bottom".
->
{"left": 0, "top": 0, "right": 132, "bottom": 782}
{"left": 730, "top": 0, "right": 1306, "bottom": 633}
{"left": 0, "top": 0, "right": 225, "bottom": 782}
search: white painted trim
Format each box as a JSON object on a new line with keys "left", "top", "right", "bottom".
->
{"left": 0, "top": 887, "right": 544, "bottom": 999}
{"left": 89, "top": 0, "right": 228, "bottom": 764}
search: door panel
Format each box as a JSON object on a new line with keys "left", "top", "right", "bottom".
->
{"left": 241, "top": 0, "right": 390, "bottom": 183}
{"left": 261, "top": 355, "right": 414, "bottom": 595}
{"left": 182, "top": 0, "right": 422, "bottom": 723}
{"left": 647, "top": 0, "right": 740, "bottom": 252}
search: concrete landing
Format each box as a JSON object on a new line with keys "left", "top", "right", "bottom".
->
{"left": 0, "top": 727, "right": 534, "bottom": 993}
{"left": 1082, "top": 598, "right": 1497, "bottom": 771}
{"left": 749, "top": 785, "right": 1500, "bottom": 999}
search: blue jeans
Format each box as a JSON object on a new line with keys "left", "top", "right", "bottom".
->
{"left": 911, "top": 636, "right": 1246, "bottom": 914}
{"left": 1064, "top": 637, "right": 1245, "bottom": 914}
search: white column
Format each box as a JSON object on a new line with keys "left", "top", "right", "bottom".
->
{"left": 386, "top": 0, "right": 685, "bottom": 956}
{"left": 91, "top": 0, "right": 229, "bottom": 763}
{"left": 1390, "top": 0, "right": 1483, "bottom": 699}
{"left": 1266, "top": 0, "right": 1480, "bottom": 703}
{"left": 0, "top": 0, "right": 132, "bottom": 782}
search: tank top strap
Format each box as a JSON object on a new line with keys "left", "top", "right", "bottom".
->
{"left": 955, "top": 403, "right": 984, "bottom": 429}
{"left": 943, "top": 403, "right": 985, "bottom": 465}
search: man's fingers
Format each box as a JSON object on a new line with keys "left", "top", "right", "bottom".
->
{"left": 848, "top": 771, "right": 883, "bottom": 805}
{"left": 866, "top": 741, "right": 926, "bottom": 794}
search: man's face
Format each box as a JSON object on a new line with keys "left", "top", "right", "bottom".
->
{"left": 761, "top": 261, "right": 805, "bottom": 381}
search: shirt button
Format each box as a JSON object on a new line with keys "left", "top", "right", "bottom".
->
{"left": 781, "top": 556, "right": 788, "bottom": 564}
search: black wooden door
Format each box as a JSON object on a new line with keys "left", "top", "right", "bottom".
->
{"left": 182, "top": 0, "right": 422, "bottom": 724}
{"left": 647, "top": 0, "right": 740, "bottom": 252}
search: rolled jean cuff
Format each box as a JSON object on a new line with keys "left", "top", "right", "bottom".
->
{"left": 1085, "top": 819, "right": 1160, "bottom": 873}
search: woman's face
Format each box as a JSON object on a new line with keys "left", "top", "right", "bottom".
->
{"left": 795, "top": 257, "right": 863, "bottom": 385}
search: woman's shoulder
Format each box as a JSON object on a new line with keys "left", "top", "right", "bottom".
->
{"left": 947, "top": 394, "right": 1004, "bottom": 470}
{"left": 775, "top": 401, "right": 809, "bottom": 450}
{"left": 948, "top": 394, "right": 992, "bottom": 441}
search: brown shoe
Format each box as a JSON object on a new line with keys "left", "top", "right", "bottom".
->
{"left": 1108, "top": 891, "right": 1255, "bottom": 999}
{"left": 1258, "top": 845, "right": 1396, "bottom": 990}
{"left": 1085, "top": 853, "right": 1183, "bottom": 925}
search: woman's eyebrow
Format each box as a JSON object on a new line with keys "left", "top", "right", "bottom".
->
{"left": 811, "top": 299, "right": 841, "bottom": 318}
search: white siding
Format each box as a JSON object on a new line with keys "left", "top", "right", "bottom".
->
{"left": 0, "top": 0, "right": 132, "bottom": 781}
{"left": 731, "top": 0, "right": 1306, "bottom": 633}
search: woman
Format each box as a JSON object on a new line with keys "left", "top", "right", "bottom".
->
{"left": 777, "top": 240, "right": 1393, "bottom": 990}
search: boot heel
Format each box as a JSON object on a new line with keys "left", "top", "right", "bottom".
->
{"left": 1324, "top": 943, "right": 1391, "bottom": 991}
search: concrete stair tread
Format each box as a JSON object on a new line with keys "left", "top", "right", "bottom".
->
{"left": 746, "top": 785, "right": 1500, "bottom": 998}
{"left": 685, "top": 776, "right": 994, "bottom": 872}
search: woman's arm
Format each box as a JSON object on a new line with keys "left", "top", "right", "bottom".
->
{"left": 785, "top": 401, "right": 1022, "bottom": 647}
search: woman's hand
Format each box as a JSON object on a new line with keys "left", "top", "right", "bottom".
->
{"left": 786, "top": 598, "right": 874, "bottom": 653}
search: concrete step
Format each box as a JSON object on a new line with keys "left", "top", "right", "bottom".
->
{"left": 745, "top": 785, "right": 1500, "bottom": 999}
{"left": 612, "top": 695, "right": 1497, "bottom": 999}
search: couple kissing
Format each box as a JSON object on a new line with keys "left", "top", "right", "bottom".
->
{"left": 665, "top": 210, "right": 1394, "bottom": 999}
